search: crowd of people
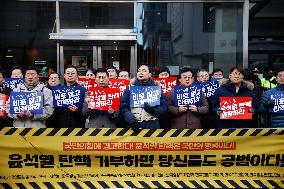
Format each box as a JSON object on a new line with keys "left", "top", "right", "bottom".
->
{"left": 0, "top": 64, "right": 283, "bottom": 129}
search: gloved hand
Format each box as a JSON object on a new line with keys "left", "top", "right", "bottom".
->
{"left": 249, "top": 108, "right": 255, "bottom": 113}
{"left": 144, "top": 102, "right": 156, "bottom": 115}
{"left": 267, "top": 99, "right": 275, "bottom": 107}
{"left": 216, "top": 108, "right": 222, "bottom": 116}
{"left": 129, "top": 121, "right": 142, "bottom": 133}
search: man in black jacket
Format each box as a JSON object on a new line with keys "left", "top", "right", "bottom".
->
{"left": 57, "top": 66, "right": 86, "bottom": 128}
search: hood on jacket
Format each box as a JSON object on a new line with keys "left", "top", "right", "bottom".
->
{"left": 130, "top": 78, "right": 160, "bottom": 86}
{"left": 219, "top": 78, "right": 254, "bottom": 91}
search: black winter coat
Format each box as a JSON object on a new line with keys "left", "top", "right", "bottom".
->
{"left": 211, "top": 80, "right": 256, "bottom": 128}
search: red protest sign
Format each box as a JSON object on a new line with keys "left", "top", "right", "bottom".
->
{"left": 219, "top": 97, "right": 252, "bottom": 120}
{"left": 0, "top": 93, "right": 9, "bottom": 116}
{"left": 108, "top": 79, "right": 130, "bottom": 95}
{"left": 152, "top": 77, "right": 177, "bottom": 96}
{"left": 88, "top": 87, "right": 122, "bottom": 110}
{"left": 77, "top": 77, "right": 97, "bottom": 90}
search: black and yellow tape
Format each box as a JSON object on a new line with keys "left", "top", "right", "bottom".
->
{"left": 1, "top": 179, "right": 284, "bottom": 188}
{"left": 0, "top": 128, "right": 283, "bottom": 137}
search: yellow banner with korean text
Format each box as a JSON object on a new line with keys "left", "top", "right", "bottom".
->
{"left": 0, "top": 128, "right": 283, "bottom": 188}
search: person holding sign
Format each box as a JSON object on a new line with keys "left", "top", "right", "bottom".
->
{"left": 83, "top": 68, "right": 119, "bottom": 128}
{"left": 107, "top": 66, "right": 118, "bottom": 79}
{"left": 211, "top": 67, "right": 255, "bottom": 128}
{"left": 259, "top": 69, "right": 284, "bottom": 128}
{"left": 45, "top": 72, "right": 62, "bottom": 128}
{"left": 167, "top": 67, "right": 209, "bottom": 129}
{"left": 120, "top": 64, "right": 167, "bottom": 129}
{"left": 11, "top": 66, "right": 23, "bottom": 78}
{"left": 57, "top": 65, "right": 86, "bottom": 128}
{"left": 0, "top": 71, "right": 13, "bottom": 127}
{"left": 7, "top": 66, "right": 54, "bottom": 128}
{"left": 118, "top": 69, "right": 130, "bottom": 80}
{"left": 86, "top": 68, "right": 96, "bottom": 79}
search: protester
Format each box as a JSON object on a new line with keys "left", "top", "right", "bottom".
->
{"left": 259, "top": 69, "right": 284, "bottom": 128}
{"left": 244, "top": 69, "right": 262, "bottom": 127}
{"left": 252, "top": 67, "right": 262, "bottom": 87}
{"left": 45, "top": 72, "right": 61, "bottom": 128}
{"left": 261, "top": 69, "right": 277, "bottom": 91}
{"left": 197, "top": 69, "right": 210, "bottom": 82}
{"left": 0, "top": 71, "right": 13, "bottom": 127}
{"left": 156, "top": 66, "right": 172, "bottom": 129}
{"left": 86, "top": 68, "right": 96, "bottom": 79}
{"left": 118, "top": 69, "right": 130, "bottom": 80}
{"left": 120, "top": 64, "right": 167, "bottom": 129}
{"left": 57, "top": 65, "right": 86, "bottom": 128}
{"left": 7, "top": 66, "right": 54, "bottom": 128}
{"left": 211, "top": 69, "right": 223, "bottom": 79}
{"left": 107, "top": 66, "right": 118, "bottom": 79}
{"left": 157, "top": 66, "right": 170, "bottom": 78}
{"left": 211, "top": 67, "right": 255, "bottom": 128}
{"left": 83, "top": 68, "right": 119, "bottom": 128}
{"left": 167, "top": 67, "right": 209, "bottom": 129}
{"left": 11, "top": 66, "right": 23, "bottom": 78}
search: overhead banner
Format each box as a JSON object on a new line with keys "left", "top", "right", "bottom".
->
{"left": 0, "top": 128, "right": 283, "bottom": 188}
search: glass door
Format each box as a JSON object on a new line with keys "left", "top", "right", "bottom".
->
{"left": 101, "top": 45, "right": 131, "bottom": 71}
{"left": 62, "top": 46, "right": 93, "bottom": 76}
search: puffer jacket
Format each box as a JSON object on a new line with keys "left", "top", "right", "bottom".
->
{"left": 211, "top": 79, "right": 256, "bottom": 128}
{"left": 119, "top": 79, "right": 167, "bottom": 129}
{"left": 7, "top": 82, "right": 54, "bottom": 128}
{"left": 259, "top": 85, "right": 284, "bottom": 128}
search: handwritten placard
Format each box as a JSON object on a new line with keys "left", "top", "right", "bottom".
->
{"left": 88, "top": 87, "right": 121, "bottom": 110}
{"left": 0, "top": 93, "right": 9, "bottom": 116}
{"left": 219, "top": 97, "right": 252, "bottom": 119}
{"left": 269, "top": 92, "right": 284, "bottom": 113}
{"left": 77, "top": 77, "right": 97, "bottom": 90}
{"left": 108, "top": 79, "right": 130, "bottom": 96}
{"left": 173, "top": 86, "right": 202, "bottom": 107}
{"left": 5, "top": 78, "right": 24, "bottom": 90}
{"left": 50, "top": 86, "right": 84, "bottom": 107}
{"left": 130, "top": 86, "right": 161, "bottom": 108}
{"left": 152, "top": 77, "right": 177, "bottom": 96}
{"left": 10, "top": 92, "right": 43, "bottom": 114}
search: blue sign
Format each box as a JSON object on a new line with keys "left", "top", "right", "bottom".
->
{"left": 50, "top": 86, "right": 84, "bottom": 107}
{"left": 173, "top": 86, "right": 202, "bottom": 107}
{"left": 5, "top": 78, "right": 24, "bottom": 90}
{"left": 194, "top": 79, "right": 220, "bottom": 98}
{"left": 130, "top": 86, "right": 161, "bottom": 108}
{"left": 10, "top": 92, "right": 43, "bottom": 114}
{"left": 269, "top": 92, "right": 284, "bottom": 113}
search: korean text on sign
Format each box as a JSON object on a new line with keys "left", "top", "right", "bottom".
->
{"left": 173, "top": 86, "right": 202, "bottom": 107}
{"left": 269, "top": 92, "right": 284, "bottom": 113}
{"left": 88, "top": 87, "right": 121, "bottom": 110}
{"left": 219, "top": 97, "right": 252, "bottom": 119}
{"left": 10, "top": 92, "right": 43, "bottom": 114}
{"left": 5, "top": 78, "right": 24, "bottom": 90}
{"left": 152, "top": 77, "right": 177, "bottom": 96}
{"left": 50, "top": 86, "right": 84, "bottom": 107}
{"left": 0, "top": 93, "right": 9, "bottom": 116}
{"left": 194, "top": 79, "right": 220, "bottom": 99}
{"left": 77, "top": 77, "right": 97, "bottom": 90}
{"left": 108, "top": 79, "right": 130, "bottom": 95}
{"left": 130, "top": 86, "right": 161, "bottom": 108}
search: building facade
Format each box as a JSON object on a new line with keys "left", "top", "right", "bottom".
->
{"left": 0, "top": 0, "right": 281, "bottom": 79}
